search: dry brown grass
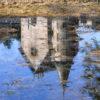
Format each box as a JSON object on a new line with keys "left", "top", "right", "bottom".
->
{"left": 0, "top": 2, "right": 99, "bottom": 16}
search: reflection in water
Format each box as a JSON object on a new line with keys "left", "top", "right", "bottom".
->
{"left": 51, "top": 18, "right": 78, "bottom": 86}
{"left": 0, "top": 16, "right": 99, "bottom": 100}
{"left": 21, "top": 17, "right": 49, "bottom": 69}
{"left": 0, "top": 18, "right": 20, "bottom": 49}
{"left": 21, "top": 17, "right": 79, "bottom": 87}
{"left": 3, "top": 39, "right": 12, "bottom": 49}
{"left": 0, "top": 31, "right": 20, "bottom": 49}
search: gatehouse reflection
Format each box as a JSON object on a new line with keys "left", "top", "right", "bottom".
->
{"left": 21, "top": 17, "right": 79, "bottom": 86}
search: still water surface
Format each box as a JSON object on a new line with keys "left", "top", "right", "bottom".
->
{"left": 0, "top": 17, "right": 100, "bottom": 100}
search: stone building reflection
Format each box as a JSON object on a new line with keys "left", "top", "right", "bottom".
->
{"left": 21, "top": 17, "right": 79, "bottom": 86}
{"left": 51, "top": 17, "right": 78, "bottom": 86}
{"left": 21, "top": 17, "right": 49, "bottom": 69}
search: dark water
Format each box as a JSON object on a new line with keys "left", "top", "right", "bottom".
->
{"left": 0, "top": 17, "right": 100, "bottom": 100}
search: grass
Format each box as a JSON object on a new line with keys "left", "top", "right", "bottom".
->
{"left": 0, "top": 2, "right": 99, "bottom": 16}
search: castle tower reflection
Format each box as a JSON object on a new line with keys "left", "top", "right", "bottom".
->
{"left": 51, "top": 17, "right": 78, "bottom": 86}
{"left": 21, "top": 17, "right": 79, "bottom": 86}
{"left": 21, "top": 17, "right": 48, "bottom": 71}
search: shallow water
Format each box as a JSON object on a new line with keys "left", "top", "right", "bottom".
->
{"left": 0, "top": 17, "right": 100, "bottom": 100}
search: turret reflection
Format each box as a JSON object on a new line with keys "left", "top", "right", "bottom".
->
{"left": 51, "top": 17, "right": 78, "bottom": 86}
{"left": 21, "top": 17, "right": 49, "bottom": 72}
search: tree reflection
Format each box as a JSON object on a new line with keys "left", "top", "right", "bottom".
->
{"left": 3, "top": 39, "right": 12, "bottom": 49}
